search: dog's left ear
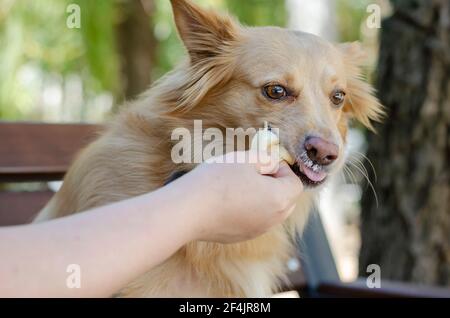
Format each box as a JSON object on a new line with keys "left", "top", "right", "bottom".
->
{"left": 338, "top": 42, "right": 385, "bottom": 131}
{"left": 170, "top": 0, "right": 240, "bottom": 63}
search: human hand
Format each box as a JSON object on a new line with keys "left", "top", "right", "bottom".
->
{"left": 173, "top": 151, "right": 303, "bottom": 243}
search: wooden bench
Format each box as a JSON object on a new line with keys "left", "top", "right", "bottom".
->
{"left": 1, "top": 121, "right": 448, "bottom": 298}
{"left": 0, "top": 122, "right": 100, "bottom": 225}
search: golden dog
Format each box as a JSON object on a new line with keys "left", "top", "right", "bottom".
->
{"left": 35, "top": 0, "right": 384, "bottom": 297}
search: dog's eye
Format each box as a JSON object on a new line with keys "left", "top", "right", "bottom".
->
{"left": 331, "top": 90, "right": 346, "bottom": 106}
{"left": 263, "top": 84, "right": 288, "bottom": 100}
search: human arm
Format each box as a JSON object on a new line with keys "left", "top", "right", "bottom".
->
{"left": 0, "top": 151, "right": 302, "bottom": 297}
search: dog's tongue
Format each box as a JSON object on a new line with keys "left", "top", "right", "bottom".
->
{"left": 300, "top": 162, "right": 327, "bottom": 182}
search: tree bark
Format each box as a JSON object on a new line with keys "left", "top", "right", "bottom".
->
{"left": 116, "top": 0, "right": 156, "bottom": 101}
{"left": 359, "top": 0, "right": 450, "bottom": 286}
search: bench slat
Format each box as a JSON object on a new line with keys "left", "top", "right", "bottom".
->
{"left": 0, "top": 191, "right": 54, "bottom": 225}
{"left": 317, "top": 279, "right": 450, "bottom": 298}
{"left": 0, "top": 122, "right": 101, "bottom": 182}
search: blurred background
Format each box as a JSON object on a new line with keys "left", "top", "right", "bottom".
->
{"left": 0, "top": 0, "right": 448, "bottom": 289}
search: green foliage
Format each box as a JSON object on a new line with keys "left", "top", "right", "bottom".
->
{"left": 336, "top": 0, "right": 374, "bottom": 42}
{"left": 225, "top": 0, "right": 286, "bottom": 27}
{"left": 0, "top": 0, "right": 119, "bottom": 120}
{"left": 151, "top": 0, "right": 185, "bottom": 80}
{"left": 0, "top": 0, "right": 82, "bottom": 119}
{"left": 74, "top": 0, "right": 120, "bottom": 93}
{"left": 151, "top": 0, "right": 287, "bottom": 80}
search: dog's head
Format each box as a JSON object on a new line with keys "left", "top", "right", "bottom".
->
{"left": 168, "top": 0, "right": 384, "bottom": 188}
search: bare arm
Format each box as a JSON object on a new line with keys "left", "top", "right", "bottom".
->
{"left": 0, "top": 152, "right": 302, "bottom": 297}
{"left": 0, "top": 181, "right": 194, "bottom": 297}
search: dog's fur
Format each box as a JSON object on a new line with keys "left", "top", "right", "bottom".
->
{"left": 34, "top": 0, "right": 384, "bottom": 297}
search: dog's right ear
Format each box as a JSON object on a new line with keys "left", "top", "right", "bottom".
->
{"left": 170, "top": 0, "right": 240, "bottom": 64}
{"left": 168, "top": 0, "right": 241, "bottom": 111}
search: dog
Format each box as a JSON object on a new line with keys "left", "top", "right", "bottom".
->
{"left": 35, "top": 0, "right": 384, "bottom": 297}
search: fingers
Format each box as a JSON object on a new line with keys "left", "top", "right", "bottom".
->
{"left": 272, "top": 161, "right": 294, "bottom": 178}
{"left": 271, "top": 162, "right": 304, "bottom": 199}
{"left": 247, "top": 150, "right": 280, "bottom": 175}
{"left": 206, "top": 151, "right": 302, "bottom": 197}
{"left": 206, "top": 150, "right": 280, "bottom": 175}
{"left": 251, "top": 152, "right": 304, "bottom": 199}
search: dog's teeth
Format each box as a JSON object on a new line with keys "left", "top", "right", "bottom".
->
{"left": 299, "top": 151, "right": 323, "bottom": 172}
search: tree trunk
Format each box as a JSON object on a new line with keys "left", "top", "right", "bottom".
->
{"left": 359, "top": 0, "right": 450, "bottom": 286}
{"left": 116, "top": 0, "right": 156, "bottom": 101}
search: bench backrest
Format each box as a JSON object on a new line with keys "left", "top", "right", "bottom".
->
{"left": 0, "top": 122, "right": 100, "bottom": 225}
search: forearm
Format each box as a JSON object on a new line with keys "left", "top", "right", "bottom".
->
{"left": 0, "top": 185, "right": 195, "bottom": 297}
{"left": 0, "top": 154, "right": 301, "bottom": 297}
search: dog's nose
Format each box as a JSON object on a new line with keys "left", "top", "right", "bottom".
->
{"left": 304, "top": 136, "right": 338, "bottom": 166}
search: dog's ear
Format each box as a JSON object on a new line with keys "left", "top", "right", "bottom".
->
{"left": 338, "top": 42, "right": 385, "bottom": 131}
{"left": 169, "top": 0, "right": 241, "bottom": 111}
{"left": 170, "top": 0, "right": 240, "bottom": 63}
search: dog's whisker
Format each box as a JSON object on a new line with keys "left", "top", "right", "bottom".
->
{"left": 350, "top": 151, "right": 378, "bottom": 183}
{"left": 343, "top": 164, "right": 358, "bottom": 186}
{"left": 347, "top": 159, "right": 369, "bottom": 184}
{"left": 352, "top": 156, "right": 370, "bottom": 179}
{"left": 348, "top": 156, "right": 370, "bottom": 182}
{"left": 347, "top": 160, "right": 379, "bottom": 208}
{"left": 341, "top": 165, "right": 350, "bottom": 183}
{"left": 351, "top": 159, "right": 374, "bottom": 197}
